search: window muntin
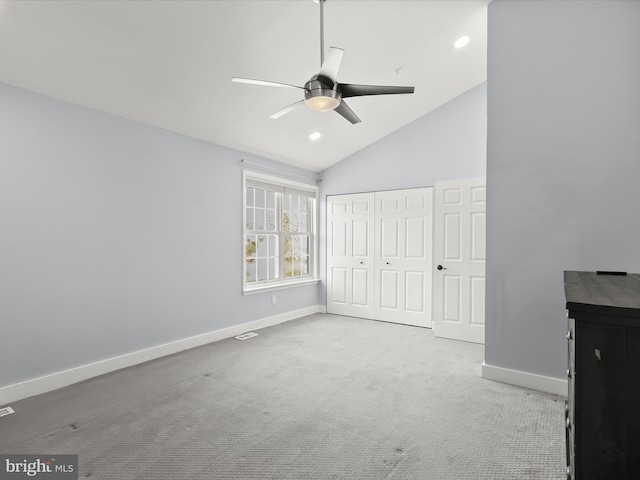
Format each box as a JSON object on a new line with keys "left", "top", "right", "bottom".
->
{"left": 243, "top": 172, "right": 317, "bottom": 291}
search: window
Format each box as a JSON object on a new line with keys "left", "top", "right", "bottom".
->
{"left": 243, "top": 171, "right": 318, "bottom": 292}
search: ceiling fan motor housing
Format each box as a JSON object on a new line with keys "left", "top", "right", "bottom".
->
{"left": 304, "top": 75, "right": 341, "bottom": 111}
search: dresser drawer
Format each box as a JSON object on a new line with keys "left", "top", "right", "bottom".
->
{"left": 566, "top": 312, "right": 575, "bottom": 479}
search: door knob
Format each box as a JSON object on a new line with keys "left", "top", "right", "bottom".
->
{"left": 386, "top": 262, "right": 390, "bottom": 265}
{"left": 437, "top": 265, "right": 446, "bottom": 270}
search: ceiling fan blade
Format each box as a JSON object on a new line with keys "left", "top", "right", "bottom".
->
{"left": 334, "top": 100, "right": 361, "bottom": 124}
{"left": 231, "top": 77, "right": 305, "bottom": 90}
{"left": 340, "top": 83, "right": 415, "bottom": 98}
{"left": 269, "top": 99, "right": 305, "bottom": 120}
{"left": 318, "top": 47, "right": 345, "bottom": 84}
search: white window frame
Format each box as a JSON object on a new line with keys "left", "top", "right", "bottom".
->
{"left": 242, "top": 170, "right": 319, "bottom": 294}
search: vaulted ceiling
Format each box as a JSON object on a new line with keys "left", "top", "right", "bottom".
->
{"left": 0, "top": 0, "right": 489, "bottom": 171}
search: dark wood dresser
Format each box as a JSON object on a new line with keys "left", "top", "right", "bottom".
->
{"left": 564, "top": 271, "right": 640, "bottom": 480}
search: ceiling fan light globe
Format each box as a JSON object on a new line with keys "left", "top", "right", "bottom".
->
{"left": 304, "top": 86, "right": 341, "bottom": 112}
{"left": 306, "top": 95, "right": 340, "bottom": 112}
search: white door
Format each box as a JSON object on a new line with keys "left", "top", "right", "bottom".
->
{"left": 433, "top": 178, "right": 486, "bottom": 344}
{"left": 326, "top": 193, "right": 375, "bottom": 318}
{"left": 374, "top": 188, "right": 433, "bottom": 327}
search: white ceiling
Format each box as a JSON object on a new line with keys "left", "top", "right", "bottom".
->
{"left": 0, "top": 0, "right": 488, "bottom": 172}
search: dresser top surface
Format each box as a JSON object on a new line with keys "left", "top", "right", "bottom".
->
{"left": 565, "top": 271, "right": 640, "bottom": 318}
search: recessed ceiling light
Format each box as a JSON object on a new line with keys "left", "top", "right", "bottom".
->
{"left": 309, "top": 131, "right": 322, "bottom": 141}
{"left": 454, "top": 36, "right": 470, "bottom": 49}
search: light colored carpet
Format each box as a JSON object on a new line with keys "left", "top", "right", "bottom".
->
{"left": 0, "top": 313, "right": 565, "bottom": 479}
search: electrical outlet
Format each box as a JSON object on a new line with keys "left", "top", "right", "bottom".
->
{"left": 272, "top": 294, "right": 277, "bottom": 305}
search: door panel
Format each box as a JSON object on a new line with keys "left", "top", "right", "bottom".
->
{"left": 352, "top": 268, "right": 370, "bottom": 306}
{"left": 405, "top": 271, "right": 425, "bottom": 312}
{"left": 327, "top": 193, "right": 374, "bottom": 317}
{"left": 331, "top": 267, "right": 347, "bottom": 304}
{"left": 380, "top": 218, "right": 399, "bottom": 257}
{"left": 382, "top": 196, "right": 400, "bottom": 212}
{"left": 444, "top": 187, "right": 462, "bottom": 205}
{"left": 406, "top": 191, "right": 427, "bottom": 210}
{"left": 406, "top": 217, "right": 425, "bottom": 258}
{"left": 353, "top": 200, "right": 370, "bottom": 214}
{"left": 374, "top": 188, "right": 433, "bottom": 327}
{"left": 471, "top": 212, "right": 486, "bottom": 261}
{"left": 352, "top": 219, "right": 370, "bottom": 257}
{"left": 332, "top": 220, "right": 347, "bottom": 256}
{"left": 380, "top": 269, "right": 399, "bottom": 310}
{"left": 471, "top": 185, "right": 486, "bottom": 203}
{"left": 444, "top": 275, "right": 461, "bottom": 322}
{"left": 434, "top": 177, "right": 486, "bottom": 344}
{"left": 444, "top": 213, "right": 462, "bottom": 260}
{"left": 470, "top": 276, "right": 485, "bottom": 326}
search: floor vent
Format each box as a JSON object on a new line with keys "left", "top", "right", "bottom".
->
{"left": 0, "top": 406, "right": 15, "bottom": 418}
{"left": 235, "top": 332, "right": 259, "bottom": 341}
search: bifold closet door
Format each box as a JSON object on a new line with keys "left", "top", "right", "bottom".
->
{"left": 374, "top": 188, "right": 433, "bottom": 328}
{"left": 327, "top": 188, "right": 433, "bottom": 327}
{"left": 326, "top": 193, "right": 375, "bottom": 318}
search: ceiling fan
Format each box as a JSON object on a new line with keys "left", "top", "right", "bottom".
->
{"left": 231, "top": 0, "right": 414, "bottom": 124}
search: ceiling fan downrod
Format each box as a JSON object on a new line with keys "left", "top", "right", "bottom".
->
{"left": 319, "top": 0, "right": 325, "bottom": 67}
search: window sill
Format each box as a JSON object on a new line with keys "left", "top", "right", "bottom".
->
{"left": 243, "top": 278, "right": 320, "bottom": 295}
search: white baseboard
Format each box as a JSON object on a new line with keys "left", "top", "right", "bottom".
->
{"left": 0, "top": 305, "right": 324, "bottom": 405}
{"left": 481, "top": 362, "right": 568, "bottom": 397}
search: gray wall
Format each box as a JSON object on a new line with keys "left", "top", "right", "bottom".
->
{"left": 320, "top": 83, "right": 487, "bottom": 196}
{"left": 319, "top": 82, "right": 487, "bottom": 304}
{"left": 0, "top": 82, "right": 320, "bottom": 389}
{"left": 486, "top": 0, "right": 640, "bottom": 378}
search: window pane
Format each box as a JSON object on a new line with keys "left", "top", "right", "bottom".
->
{"left": 246, "top": 187, "right": 254, "bottom": 207}
{"left": 246, "top": 261, "right": 256, "bottom": 283}
{"left": 284, "top": 234, "right": 292, "bottom": 258}
{"left": 269, "top": 258, "right": 278, "bottom": 280}
{"left": 255, "top": 208, "right": 265, "bottom": 230}
{"left": 266, "top": 191, "right": 275, "bottom": 209}
{"left": 297, "top": 235, "right": 302, "bottom": 254}
{"left": 246, "top": 236, "right": 257, "bottom": 259}
{"left": 284, "top": 234, "right": 293, "bottom": 278}
{"left": 245, "top": 235, "right": 257, "bottom": 283}
{"left": 257, "top": 235, "right": 268, "bottom": 257}
{"left": 282, "top": 212, "right": 290, "bottom": 232}
{"left": 299, "top": 213, "right": 308, "bottom": 233}
{"left": 300, "top": 197, "right": 308, "bottom": 213}
{"left": 257, "top": 258, "right": 268, "bottom": 282}
{"left": 255, "top": 189, "right": 265, "bottom": 208}
{"left": 284, "top": 256, "right": 293, "bottom": 277}
{"left": 266, "top": 208, "right": 276, "bottom": 231}
{"left": 282, "top": 193, "right": 290, "bottom": 211}
{"left": 299, "top": 235, "right": 309, "bottom": 256}
{"left": 246, "top": 208, "right": 254, "bottom": 230}
{"left": 289, "top": 213, "right": 298, "bottom": 232}
{"left": 268, "top": 236, "right": 277, "bottom": 256}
